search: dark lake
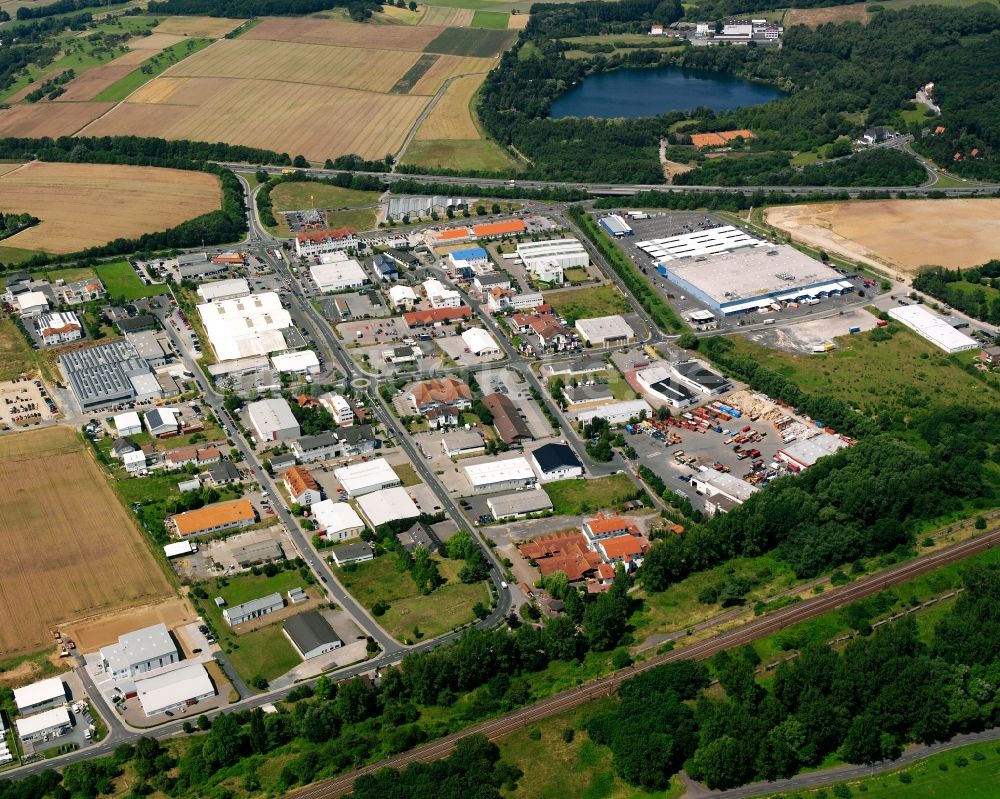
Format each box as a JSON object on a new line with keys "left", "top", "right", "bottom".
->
{"left": 550, "top": 65, "right": 784, "bottom": 120}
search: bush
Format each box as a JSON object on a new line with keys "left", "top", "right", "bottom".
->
{"left": 898, "top": 772, "right": 913, "bottom": 784}
{"left": 373, "top": 599, "right": 390, "bottom": 617}
{"left": 562, "top": 727, "right": 575, "bottom": 743}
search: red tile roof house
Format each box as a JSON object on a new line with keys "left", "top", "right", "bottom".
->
{"left": 598, "top": 534, "right": 650, "bottom": 569}
{"left": 582, "top": 514, "right": 640, "bottom": 541}
{"left": 407, "top": 377, "right": 473, "bottom": 415}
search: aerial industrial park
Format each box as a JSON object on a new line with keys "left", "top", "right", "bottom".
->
{"left": 0, "top": 2, "right": 998, "bottom": 799}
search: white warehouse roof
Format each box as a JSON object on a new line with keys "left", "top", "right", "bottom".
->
{"left": 575, "top": 399, "right": 652, "bottom": 425}
{"left": 13, "top": 677, "right": 65, "bottom": 712}
{"left": 516, "top": 238, "right": 587, "bottom": 262}
{"left": 164, "top": 541, "right": 196, "bottom": 557}
{"left": 247, "top": 398, "right": 299, "bottom": 438}
{"left": 197, "top": 278, "right": 250, "bottom": 303}
{"left": 575, "top": 315, "right": 634, "bottom": 344}
{"left": 113, "top": 411, "right": 141, "bottom": 432}
{"left": 334, "top": 458, "right": 401, "bottom": 497}
{"left": 312, "top": 500, "right": 365, "bottom": 536}
{"left": 271, "top": 350, "right": 320, "bottom": 373}
{"left": 355, "top": 486, "right": 420, "bottom": 528}
{"left": 197, "top": 292, "right": 290, "bottom": 361}
{"left": 461, "top": 328, "right": 499, "bottom": 354}
{"left": 465, "top": 456, "right": 535, "bottom": 488}
{"left": 636, "top": 225, "right": 762, "bottom": 261}
{"left": 15, "top": 707, "right": 70, "bottom": 738}
{"left": 887, "top": 305, "right": 978, "bottom": 354}
{"left": 310, "top": 259, "right": 366, "bottom": 292}
{"left": 134, "top": 662, "right": 214, "bottom": 716}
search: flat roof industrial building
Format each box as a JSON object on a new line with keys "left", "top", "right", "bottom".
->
{"left": 575, "top": 399, "right": 653, "bottom": 425}
{"left": 657, "top": 245, "right": 851, "bottom": 316}
{"left": 13, "top": 678, "right": 66, "bottom": 714}
{"left": 575, "top": 315, "right": 635, "bottom": 347}
{"left": 310, "top": 259, "right": 367, "bottom": 293}
{"left": 59, "top": 339, "right": 158, "bottom": 410}
{"left": 778, "top": 433, "right": 850, "bottom": 471}
{"left": 355, "top": 486, "right": 420, "bottom": 528}
{"left": 198, "top": 293, "right": 290, "bottom": 361}
{"left": 487, "top": 489, "right": 553, "bottom": 520}
{"left": 134, "top": 661, "right": 215, "bottom": 717}
{"left": 247, "top": 397, "right": 301, "bottom": 442}
{"left": 465, "top": 457, "right": 538, "bottom": 492}
{"left": 887, "top": 305, "right": 979, "bottom": 354}
{"left": 334, "top": 458, "right": 401, "bottom": 497}
{"left": 636, "top": 225, "right": 761, "bottom": 261}
{"left": 15, "top": 706, "right": 71, "bottom": 742}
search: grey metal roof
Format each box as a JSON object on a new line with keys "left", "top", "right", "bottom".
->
{"left": 284, "top": 611, "right": 342, "bottom": 654}
{"left": 226, "top": 592, "right": 283, "bottom": 618}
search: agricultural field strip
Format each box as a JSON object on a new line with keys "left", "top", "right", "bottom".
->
{"left": 0, "top": 161, "right": 220, "bottom": 253}
{"left": 0, "top": 428, "right": 173, "bottom": 658}
{"left": 413, "top": 72, "right": 486, "bottom": 139}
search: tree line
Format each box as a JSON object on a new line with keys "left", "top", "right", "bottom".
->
{"left": 15, "top": 0, "right": 128, "bottom": 20}
{"left": 912, "top": 261, "right": 1000, "bottom": 325}
{"left": 590, "top": 562, "right": 1000, "bottom": 791}
{"left": 146, "top": 0, "right": 382, "bottom": 21}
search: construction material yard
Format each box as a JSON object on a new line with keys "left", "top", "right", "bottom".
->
{"left": 765, "top": 199, "right": 1000, "bottom": 276}
{"left": 0, "top": 161, "right": 221, "bottom": 254}
{"left": 0, "top": 427, "right": 174, "bottom": 658}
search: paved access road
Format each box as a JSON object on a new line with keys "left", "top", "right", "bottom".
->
{"left": 282, "top": 527, "right": 1000, "bottom": 799}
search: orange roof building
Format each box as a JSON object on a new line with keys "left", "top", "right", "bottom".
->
{"left": 438, "top": 228, "right": 472, "bottom": 242}
{"left": 519, "top": 531, "right": 602, "bottom": 582}
{"left": 690, "top": 129, "right": 755, "bottom": 148}
{"left": 283, "top": 466, "right": 322, "bottom": 505}
{"left": 171, "top": 499, "right": 256, "bottom": 537}
{"left": 403, "top": 306, "right": 473, "bottom": 327}
{"left": 407, "top": 377, "right": 472, "bottom": 414}
{"left": 473, "top": 219, "right": 526, "bottom": 238}
{"left": 598, "top": 534, "right": 649, "bottom": 563}
{"left": 582, "top": 514, "right": 638, "bottom": 540}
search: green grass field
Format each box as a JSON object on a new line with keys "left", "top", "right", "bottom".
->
{"left": 268, "top": 182, "right": 380, "bottom": 234}
{"left": 226, "top": 624, "right": 302, "bottom": 685}
{"left": 94, "top": 260, "right": 169, "bottom": 300}
{"left": 335, "top": 553, "right": 486, "bottom": 641}
{"left": 544, "top": 473, "right": 638, "bottom": 515}
{"left": 212, "top": 570, "right": 306, "bottom": 607}
{"left": 562, "top": 267, "right": 591, "bottom": 285}
{"left": 0, "top": 245, "right": 38, "bottom": 264}
{"left": 401, "top": 138, "right": 519, "bottom": 173}
{"left": 0, "top": 316, "right": 40, "bottom": 381}
{"left": 471, "top": 10, "right": 509, "bottom": 28}
{"left": 31, "top": 266, "right": 97, "bottom": 283}
{"left": 392, "top": 462, "right": 422, "bottom": 487}
{"left": 497, "top": 697, "right": 685, "bottom": 799}
{"left": 722, "top": 325, "right": 999, "bottom": 416}
{"left": 425, "top": 27, "right": 516, "bottom": 56}
{"left": 766, "top": 738, "right": 1000, "bottom": 799}
{"left": 547, "top": 284, "right": 631, "bottom": 324}
{"left": 93, "top": 38, "right": 212, "bottom": 102}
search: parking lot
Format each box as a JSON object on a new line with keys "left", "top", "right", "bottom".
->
{"left": 281, "top": 208, "right": 325, "bottom": 233}
{"left": 171, "top": 527, "right": 298, "bottom": 581}
{"left": 336, "top": 317, "right": 411, "bottom": 346}
{"left": 351, "top": 339, "right": 445, "bottom": 377}
{"left": 317, "top": 291, "right": 390, "bottom": 322}
{"left": 0, "top": 376, "right": 58, "bottom": 429}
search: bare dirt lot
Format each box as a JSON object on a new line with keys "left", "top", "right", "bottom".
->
{"left": 0, "top": 161, "right": 221, "bottom": 253}
{"left": 0, "top": 427, "right": 174, "bottom": 658}
{"left": 784, "top": 4, "right": 868, "bottom": 26}
{"left": 765, "top": 199, "right": 1000, "bottom": 276}
{"left": 64, "top": 597, "right": 194, "bottom": 652}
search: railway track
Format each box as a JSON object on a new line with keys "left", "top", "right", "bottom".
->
{"left": 288, "top": 527, "right": 1000, "bottom": 799}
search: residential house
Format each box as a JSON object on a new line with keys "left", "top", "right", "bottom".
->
{"left": 284, "top": 465, "right": 323, "bottom": 506}
{"left": 319, "top": 392, "right": 354, "bottom": 426}
{"left": 582, "top": 515, "right": 637, "bottom": 541}
{"left": 205, "top": 461, "right": 242, "bottom": 486}
{"left": 407, "top": 377, "right": 472, "bottom": 416}
{"left": 371, "top": 254, "right": 399, "bottom": 282}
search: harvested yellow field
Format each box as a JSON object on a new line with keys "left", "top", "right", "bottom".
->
{"left": 127, "top": 32, "right": 187, "bottom": 50}
{"left": 415, "top": 73, "right": 484, "bottom": 139}
{"left": 508, "top": 13, "right": 530, "bottom": 29}
{"left": 0, "top": 161, "right": 221, "bottom": 253}
{"left": 379, "top": 3, "right": 425, "bottom": 23}
{"left": 243, "top": 16, "right": 443, "bottom": 50}
{"left": 0, "top": 102, "right": 113, "bottom": 138}
{"left": 765, "top": 199, "right": 1000, "bottom": 275}
{"left": 153, "top": 16, "right": 247, "bottom": 38}
{"left": 114, "top": 47, "right": 162, "bottom": 66}
{"left": 0, "top": 162, "right": 24, "bottom": 177}
{"left": 0, "top": 427, "right": 174, "bottom": 658}
{"left": 409, "top": 54, "right": 495, "bottom": 95}
{"left": 421, "top": 6, "right": 474, "bottom": 26}
{"left": 87, "top": 78, "right": 430, "bottom": 161}
{"left": 169, "top": 39, "right": 420, "bottom": 93}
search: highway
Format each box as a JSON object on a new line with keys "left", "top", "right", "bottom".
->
{"left": 217, "top": 162, "right": 1000, "bottom": 198}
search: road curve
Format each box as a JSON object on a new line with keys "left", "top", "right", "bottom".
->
{"left": 285, "top": 528, "right": 1000, "bottom": 799}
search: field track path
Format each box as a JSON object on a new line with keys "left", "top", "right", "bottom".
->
{"left": 75, "top": 38, "right": 227, "bottom": 137}
{"left": 392, "top": 70, "right": 488, "bottom": 168}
